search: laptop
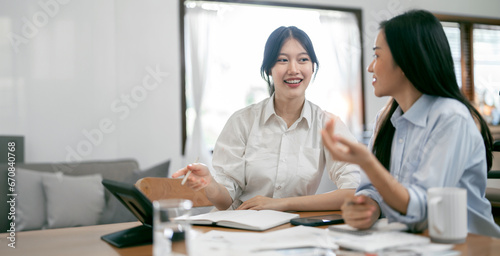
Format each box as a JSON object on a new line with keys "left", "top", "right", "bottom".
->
{"left": 100, "top": 179, "right": 154, "bottom": 248}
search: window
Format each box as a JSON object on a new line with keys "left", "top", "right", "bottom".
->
{"left": 180, "top": 1, "right": 364, "bottom": 157}
{"left": 474, "top": 25, "right": 500, "bottom": 124}
{"left": 441, "top": 22, "right": 462, "bottom": 88}
{"left": 437, "top": 15, "right": 500, "bottom": 125}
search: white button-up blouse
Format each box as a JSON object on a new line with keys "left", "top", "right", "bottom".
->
{"left": 212, "top": 96, "right": 361, "bottom": 210}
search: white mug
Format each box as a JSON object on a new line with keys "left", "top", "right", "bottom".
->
{"left": 427, "top": 187, "right": 467, "bottom": 244}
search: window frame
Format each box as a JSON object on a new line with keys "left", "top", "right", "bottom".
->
{"left": 434, "top": 13, "right": 500, "bottom": 102}
{"left": 179, "top": 0, "right": 365, "bottom": 154}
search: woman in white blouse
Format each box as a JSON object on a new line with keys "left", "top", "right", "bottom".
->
{"left": 173, "top": 26, "right": 360, "bottom": 211}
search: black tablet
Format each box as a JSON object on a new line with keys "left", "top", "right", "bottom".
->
{"left": 100, "top": 179, "right": 153, "bottom": 248}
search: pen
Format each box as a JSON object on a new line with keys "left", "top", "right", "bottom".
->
{"left": 181, "top": 157, "right": 198, "bottom": 185}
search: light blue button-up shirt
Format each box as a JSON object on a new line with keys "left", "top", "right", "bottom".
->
{"left": 357, "top": 94, "right": 500, "bottom": 237}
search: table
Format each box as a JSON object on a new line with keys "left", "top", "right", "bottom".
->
{"left": 1, "top": 211, "right": 499, "bottom": 256}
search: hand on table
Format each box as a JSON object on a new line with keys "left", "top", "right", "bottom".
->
{"left": 341, "top": 195, "right": 380, "bottom": 229}
{"left": 237, "top": 196, "right": 286, "bottom": 211}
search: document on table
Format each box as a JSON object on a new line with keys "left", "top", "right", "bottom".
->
{"left": 190, "top": 225, "right": 338, "bottom": 256}
{"left": 327, "top": 219, "right": 457, "bottom": 254}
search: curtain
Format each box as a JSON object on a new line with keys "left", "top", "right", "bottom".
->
{"left": 319, "top": 12, "right": 363, "bottom": 137}
{"left": 183, "top": 6, "right": 217, "bottom": 170}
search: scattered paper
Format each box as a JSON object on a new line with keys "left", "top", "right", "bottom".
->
{"left": 190, "top": 226, "right": 337, "bottom": 256}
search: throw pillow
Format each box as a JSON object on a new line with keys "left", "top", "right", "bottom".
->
{"left": 16, "top": 168, "right": 52, "bottom": 231}
{"left": 42, "top": 172, "right": 105, "bottom": 229}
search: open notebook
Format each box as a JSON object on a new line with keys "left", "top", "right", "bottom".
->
{"left": 181, "top": 210, "right": 299, "bottom": 231}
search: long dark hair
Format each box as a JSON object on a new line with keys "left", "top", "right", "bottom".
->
{"left": 260, "top": 26, "right": 319, "bottom": 96}
{"left": 372, "top": 10, "right": 493, "bottom": 171}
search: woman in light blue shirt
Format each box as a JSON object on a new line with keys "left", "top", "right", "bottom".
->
{"left": 321, "top": 9, "right": 500, "bottom": 237}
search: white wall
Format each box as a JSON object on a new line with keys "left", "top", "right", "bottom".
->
{"left": 0, "top": 0, "right": 499, "bottom": 174}
{"left": 0, "top": 0, "right": 183, "bottom": 171}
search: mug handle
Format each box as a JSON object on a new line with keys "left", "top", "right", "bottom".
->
{"left": 429, "top": 196, "right": 443, "bottom": 234}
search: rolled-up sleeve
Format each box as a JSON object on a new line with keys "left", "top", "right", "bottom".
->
{"left": 324, "top": 115, "right": 361, "bottom": 189}
{"left": 212, "top": 111, "right": 248, "bottom": 202}
{"left": 356, "top": 171, "right": 384, "bottom": 213}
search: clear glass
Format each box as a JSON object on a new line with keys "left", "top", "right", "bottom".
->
{"left": 153, "top": 199, "right": 193, "bottom": 256}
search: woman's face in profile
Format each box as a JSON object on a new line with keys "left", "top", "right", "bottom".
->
{"left": 367, "top": 30, "right": 407, "bottom": 98}
{"left": 270, "top": 38, "right": 313, "bottom": 101}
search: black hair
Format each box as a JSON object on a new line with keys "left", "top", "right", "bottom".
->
{"left": 260, "top": 26, "right": 319, "bottom": 95}
{"left": 372, "top": 9, "right": 493, "bottom": 171}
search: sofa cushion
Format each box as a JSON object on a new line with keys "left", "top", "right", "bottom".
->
{"left": 38, "top": 159, "right": 139, "bottom": 182}
{"left": 16, "top": 159, "right": 140, "bottom": 228}
{"left": 16, "top": 168, "right": 50, "bottom": 231}
{"left": 15, "top": 159, "right": 139, "bottom": 203}
{"left": 0, "top": 158, "right": 170, "bottom": 231}
{"left": 42, "top": 173, "right": 105, "bottom": 229}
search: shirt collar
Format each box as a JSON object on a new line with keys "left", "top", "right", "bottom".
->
{"left": 300, "top": 99, "right": 312, "bottom": 128}
{"left": 263, "top": 94, "right": 312, "bottom": 128}
{"left": 263, "top": 95, "right": 275, "bottom": 122}
{"left": 391, "top": 94, "right": 434, "bottom": 128}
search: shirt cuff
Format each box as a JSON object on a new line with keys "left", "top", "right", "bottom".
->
{"left": 213, "top": 174, "right": 237, "bottom": 200}
{"left": 381, "top": 186, "right": 426, "bottom": 224}
{"left": 358, "top": 186, "right": 427, "bottom": 232}
{"left": 333, "top": 165, "right": 361, "bottom": 189}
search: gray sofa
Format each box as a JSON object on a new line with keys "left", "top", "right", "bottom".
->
{"left": 1, "top": 158, "right": 170, "bottom": 232}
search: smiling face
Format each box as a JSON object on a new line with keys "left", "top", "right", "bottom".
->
{"left": 367, "top": 30, "right": 408, "bottom": 99}
{"left": 270, "top": 38, "right": 313, "bottom": 101}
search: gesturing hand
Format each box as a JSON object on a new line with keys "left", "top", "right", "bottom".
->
{"left": 171, "top": 163, "right": 212, "bottom": 191}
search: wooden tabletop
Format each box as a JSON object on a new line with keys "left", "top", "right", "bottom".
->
{"left": 1, "top": 211, "right": 499, "bottom": 256}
